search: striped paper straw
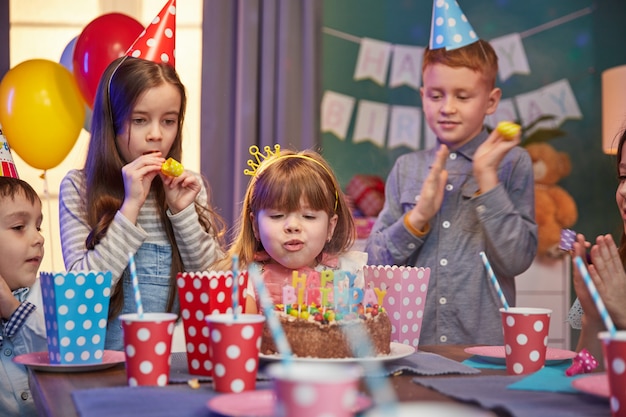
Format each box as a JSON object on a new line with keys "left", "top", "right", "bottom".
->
{"left": 574, "top": 256, "right": 617, "bottom": 336}
{"left": 479, "top": 251, "right": 509, "bottom": 310}
{"left": 128, "top": 252, "right": 144, "bottom": 318}
{"left": 248, "top": 264, "right": 293, "bottom": 363}
{"left": 232, "top": 255, "right": 239, "bottom": 320}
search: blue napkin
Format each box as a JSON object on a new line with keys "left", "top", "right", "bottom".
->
{"left": 507, "top": 362, "right": 588, "bottom": 393}
{"left": 462, "top": 357, "right": 506, "bottom": 370}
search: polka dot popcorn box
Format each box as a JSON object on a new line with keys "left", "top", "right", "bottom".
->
{"left": 599, "top": 330, "right": 626, "bottom": 417}
{"left": 363, "top": 265, "right": 430, "bottom": 349}
{"left": 39, "top": 271, "right": 112, "bottom": 365}
{"left": 176, "top": 270, "right": 248, "bottom": 376}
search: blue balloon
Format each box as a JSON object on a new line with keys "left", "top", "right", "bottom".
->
{"left": 59, "top": 36, "right": 78, "bottom": 73}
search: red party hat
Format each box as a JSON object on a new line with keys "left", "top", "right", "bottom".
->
{"left": 0, "top": 123, "right": 19, "bottom": 179}
{"left": 126, "top": 0, "right": 176, "bottom": 66}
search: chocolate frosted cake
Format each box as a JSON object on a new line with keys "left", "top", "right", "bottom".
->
{"left": 261, "top": 303, "right": 392, "bottom": 359}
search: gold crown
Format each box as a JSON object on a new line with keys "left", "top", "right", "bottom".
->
{"left": 244, "top": 144, "right": 281, "bottom": 176}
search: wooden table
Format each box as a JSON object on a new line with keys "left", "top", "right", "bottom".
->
{"left": 29, "top": 344, "right": 505, "bottom": 417}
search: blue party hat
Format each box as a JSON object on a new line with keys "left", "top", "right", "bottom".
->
{"left": 429, "top": 0, "right": 478, "bottom": 51}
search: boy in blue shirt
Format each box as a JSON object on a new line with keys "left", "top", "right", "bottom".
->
{"left": 0, "top": 177, "right": 47, "bottom": 416}
{"left": 366, "top": 2, "right": 537, "bottom": 345}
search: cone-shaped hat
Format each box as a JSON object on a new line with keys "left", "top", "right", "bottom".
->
{"left": 429, "top": 0, "right": 478, "bottom": 51}
{"left": 126, "top": 0, "right": 176, "bottom": 66}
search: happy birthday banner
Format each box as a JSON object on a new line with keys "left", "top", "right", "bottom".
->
{"left": 321, "top": 6, "right": 591, "bottom": 150}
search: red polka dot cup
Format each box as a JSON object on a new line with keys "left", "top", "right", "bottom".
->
{"left": 176, "top": 271, "right": 248, "bottom": 376}
{"left": 120, "top": 312, "right": 177, "bottom": 386}
{"left": 599, "top": 331, "right": 626, "bottom": 417}
{"left": 205, "top": 313, "right": 265, "bottom": 393}
{"left": 266, "top": 362, "right": 362, "bottom": 417}
{"left": 500, "top": 307, "right": 551, "bottom": 375}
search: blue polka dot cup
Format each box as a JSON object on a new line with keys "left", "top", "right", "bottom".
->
{"left": 39, "top": 271, "right": 112, "bottom": 365}
{"left": 266, "top": 362, "right": 362, "bottom": 417}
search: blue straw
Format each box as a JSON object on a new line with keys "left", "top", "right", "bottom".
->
{"left": 128, "top": 252, "right": 143, "bottom": 318}
{"left": 232, "top": 255, "right": 239, "bottom": 319}
{"left": 574, "top": 256, "right": 617, "bottom": 336}
{"left": 479, "top": 251, "right": 509, "bottom": 310}
{"left": 248, "top": 264, "right": 292, "bottom": 364}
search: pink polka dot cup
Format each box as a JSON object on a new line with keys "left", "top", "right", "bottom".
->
{"left": 266, "top": 362, "right": 362, "bottom": 417}
{"left": 120, "top": 312, "right": 177, "bottom": 386}
{"left": 599, "top": 331, "right": 626, "bottom": 417}
{"left": 205, "top": 313, "right": 265, "bottom": 393}
{"left": 500, "top": 307, "right": 551, "bottom": 375}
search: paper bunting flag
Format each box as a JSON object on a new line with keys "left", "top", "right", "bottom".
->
{"left": 126, "top": 0, "right": 176, "bottom": 66}
{"left": 429, "top": 0, "right": 478, "bottom": 51}
{"left": 0, "top": 123, "right": 19, "bottom": 179}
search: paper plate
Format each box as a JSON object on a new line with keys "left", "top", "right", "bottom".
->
{"left": 207, "top": 389, "right": 373, "bottom": 416}
{"left": 259, "top": 342, "right": 415, "bottom": 363}
{"left": 464, "top": 346, "right": 576, "bottom": 365}
{"left": 571, "top": 373, "right": 610, "bottom": 399}
{"left": 13, "top": 350, "right": 125, "bottom": 373}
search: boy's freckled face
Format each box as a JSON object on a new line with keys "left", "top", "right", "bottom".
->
{"left": 420, "top": 63, "right": 500, "bottom": 150}
{"left": 0, "top": 194, "right": 45, "bottom": 291}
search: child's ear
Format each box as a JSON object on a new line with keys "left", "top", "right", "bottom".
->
{"left": 327, "top": 213, "right": 338, "bottom": 241}
{"left": 486, "top": 87, "right": 502, "bottom": 115}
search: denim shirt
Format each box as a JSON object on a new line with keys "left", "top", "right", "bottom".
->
{"left": 366, "top": 130, "right": 537, "bottom": 345}
{"left": 105, "top": 242, "right": 177, "bottom": 350}
{"left": 0, "top": 288, "right": 47, "bottom": 417}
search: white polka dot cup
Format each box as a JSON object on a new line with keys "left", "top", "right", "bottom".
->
{"left": 205, "top": 313, "right": 265, "bottom": 393}
{"left": 39, "top": 271, "right": 112, "bottom": 365}
{"left": 266, "top": 362, "right": 362, "bottom": 417}
{"left": 599, "top": 331, "right": 626, "bottom": 417}
{"left": 119, "top": 312, "right": 177, "bottom": 387}
{"left": 176, "top": 271, "right": 248, "bottom": 377}
{"left": 500, "top": 307, "right": 551, "bottom": 375}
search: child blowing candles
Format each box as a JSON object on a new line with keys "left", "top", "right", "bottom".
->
{"left": 58, "top": 3, "right": 226, "bottom": 351}
{"left": 214, "top": 145, "right": 367, "bottom": 313}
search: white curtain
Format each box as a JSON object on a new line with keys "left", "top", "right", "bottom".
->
{"left": 200, "top": 0, "right": 322, "bottom": 234}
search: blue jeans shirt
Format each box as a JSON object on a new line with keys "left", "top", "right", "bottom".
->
{"left": 105, "top": 242, "right": 179, "bottom": 350}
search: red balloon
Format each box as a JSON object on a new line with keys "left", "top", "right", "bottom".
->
{"left": 73, "top": 13, "right": 144, "bottom": 108}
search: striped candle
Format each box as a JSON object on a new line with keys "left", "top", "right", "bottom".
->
{"left": 574, "top": 256, "right": 617, "bottom": 336}
{"left": 479, "top": 251, "right": 509, "bottom": 310}
{"left": 128, "top": 252, "right": 143, "bottom": 318}
{"left": 232, "top": 255, "right": 239, "bottom": 320}
{"left": 248, "top": 264, "right": 293, "bottom": 363}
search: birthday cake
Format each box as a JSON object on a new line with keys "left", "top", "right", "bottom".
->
{"left": 259, "top": 270, "right": 392, "bottom": 359}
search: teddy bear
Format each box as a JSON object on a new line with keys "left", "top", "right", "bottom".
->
{"left": 525, "top": 142, "right": 578, "bottom": 258}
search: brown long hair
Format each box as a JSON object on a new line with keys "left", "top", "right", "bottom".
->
{"left": 218, "top": 148, "right": 355, "bottom": 271}
{"left": 83, "top": 57, "right": 225, "bottom": 318}
{"left": 616, "top": 128, "right": 626, "bottom": 264}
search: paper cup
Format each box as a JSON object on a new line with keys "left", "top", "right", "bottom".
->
{"left": 364, "top": 265, "right": 430, "bottom": 348}
{"left": 205, "top": 313, "right": 265, "bottom": 393}
{"left": 120, "top": 312, "right": 177, "bottom": 386}
{"left": 267, "top": 362, "right": 362, "bottom": 417}
{"left": 500, "top": 307, "right": 551, "bottom": 375}
{"left": 39, "top": 271, "right": 112, "bottom": 365}
{"left": 176, "top": 270, "right": 248, "bottom": 376}
{"left": 599, "top": 331, "right": 626, "bottom": 417}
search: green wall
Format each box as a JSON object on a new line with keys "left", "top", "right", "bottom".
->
{"left": 321, "top": 0, "right": 626, "bottom": 243}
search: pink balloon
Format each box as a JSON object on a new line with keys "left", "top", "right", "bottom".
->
{"left": 72, "top": 13, "right": 143, "bottom": 108}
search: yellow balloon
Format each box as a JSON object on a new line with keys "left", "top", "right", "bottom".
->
{"left": 0, "top": 59, "right": 85, "bottom": 170}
